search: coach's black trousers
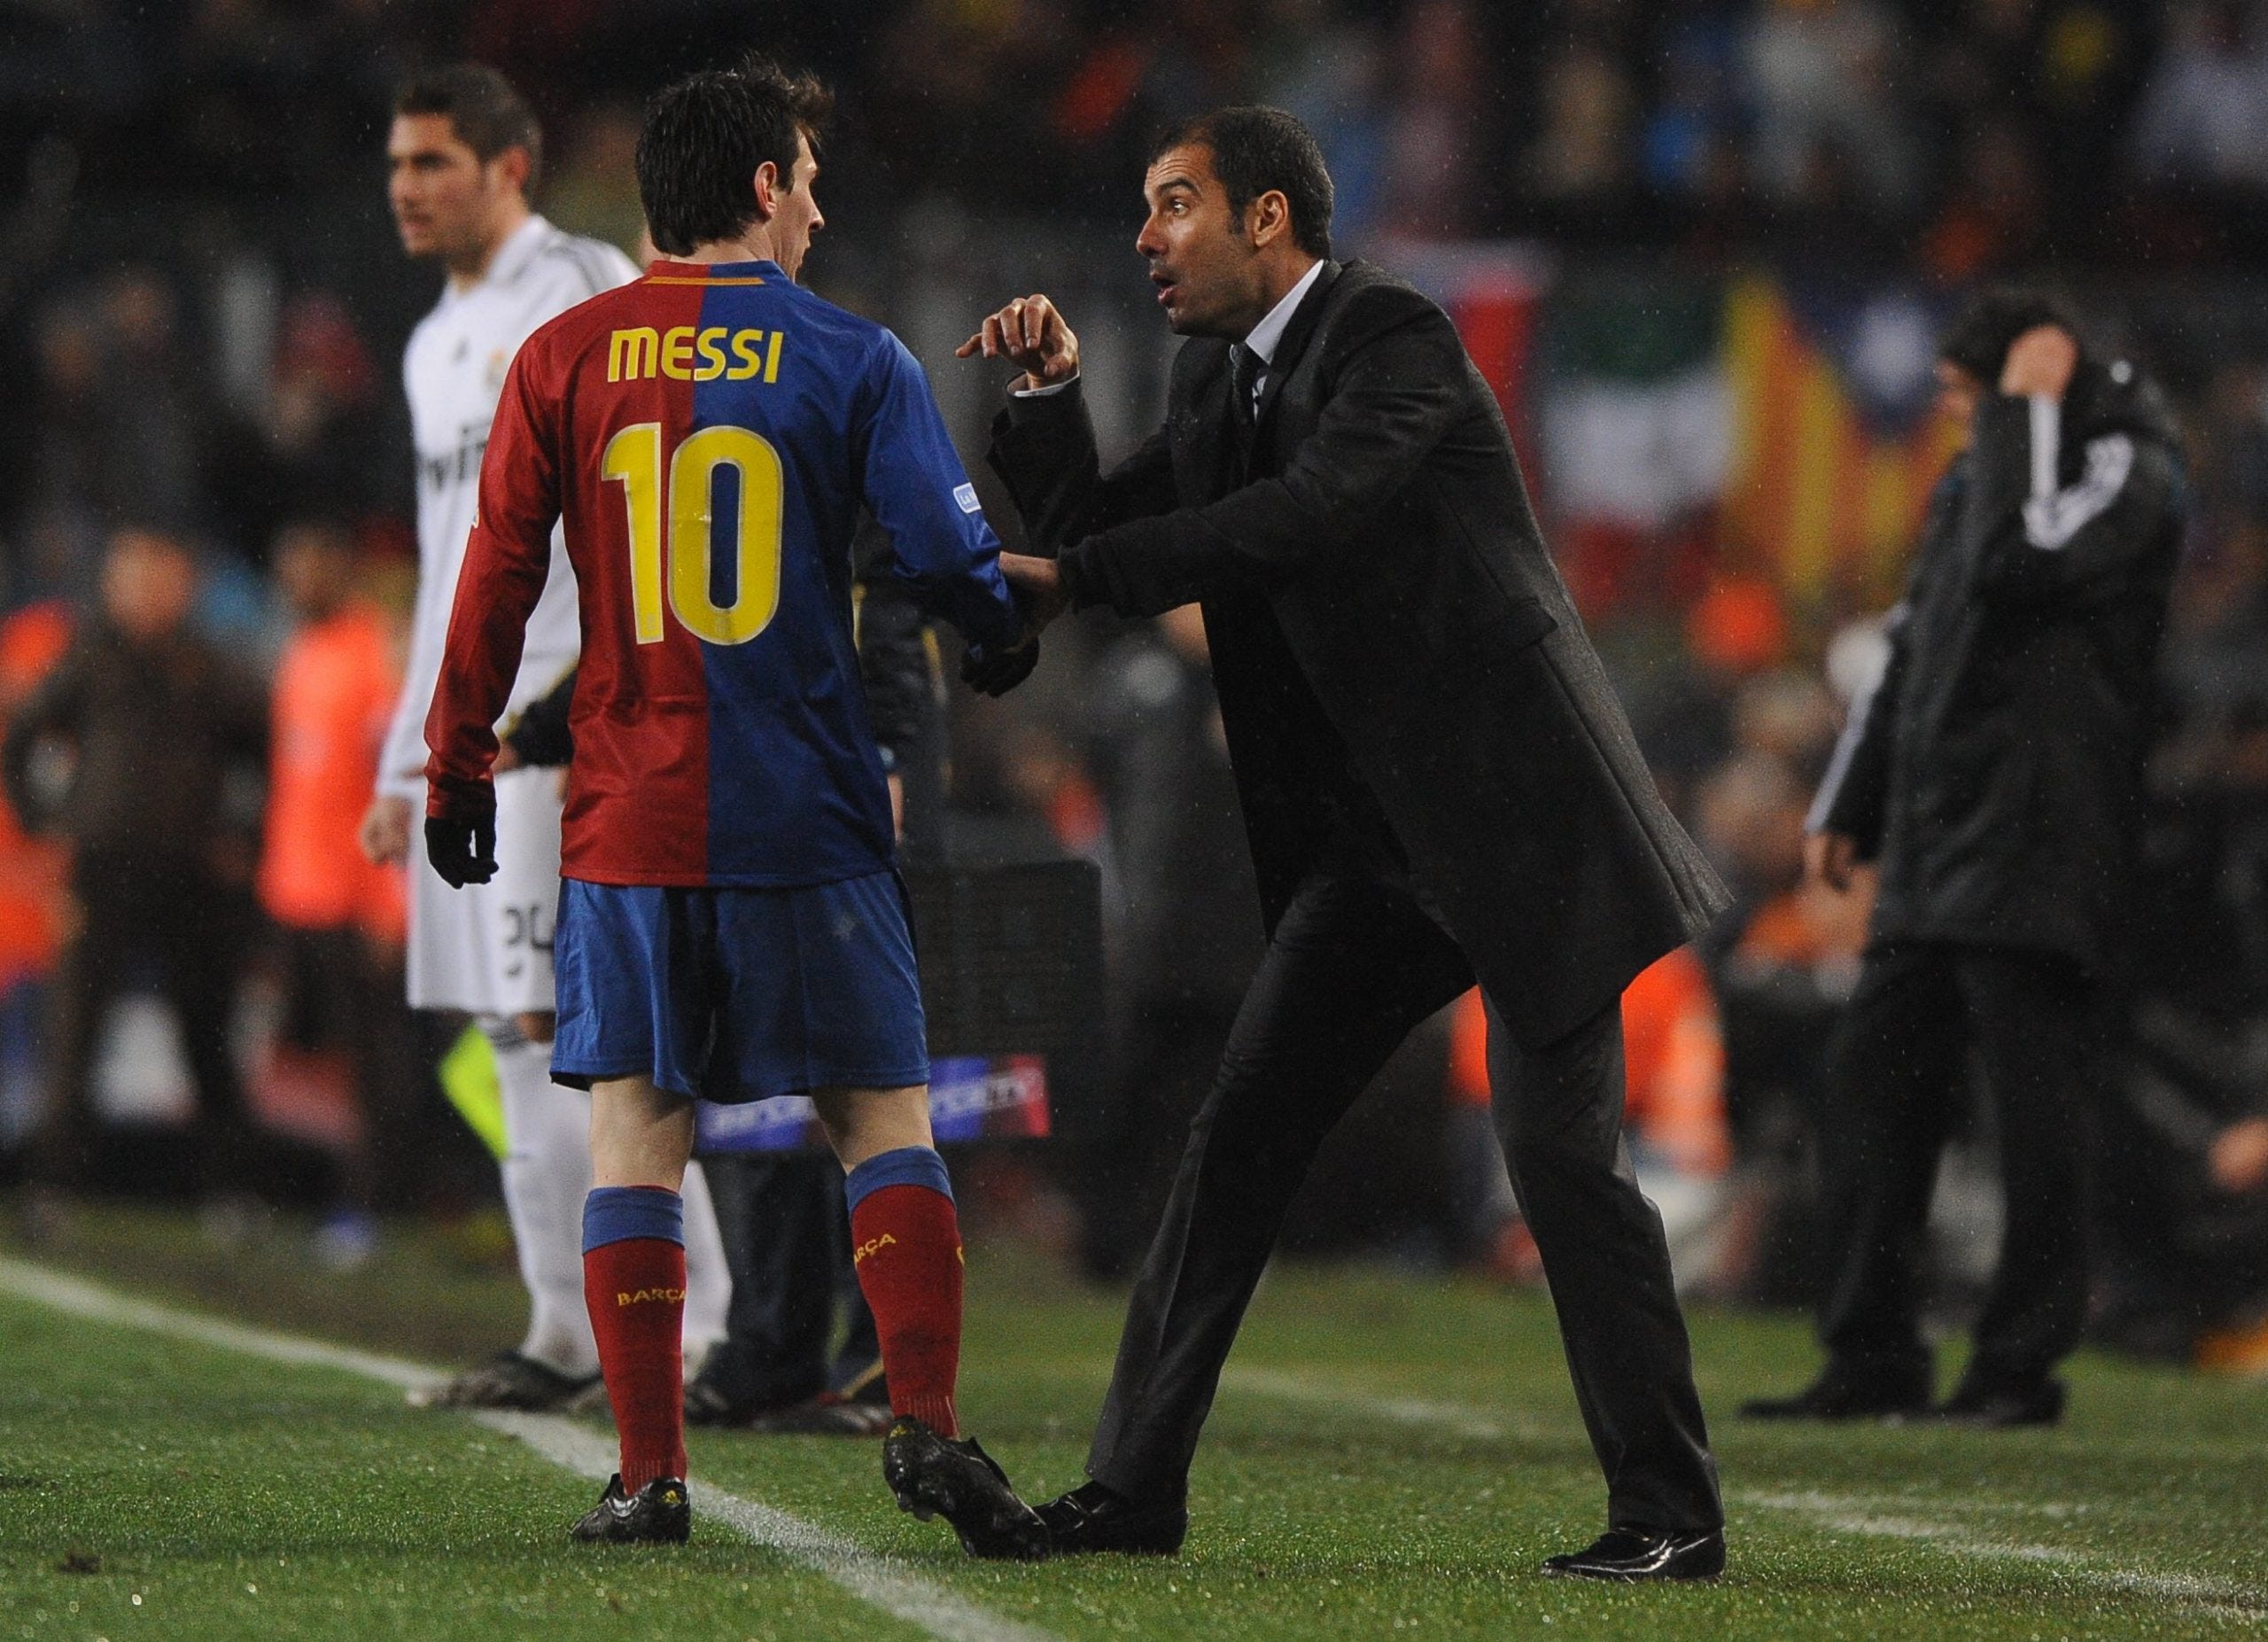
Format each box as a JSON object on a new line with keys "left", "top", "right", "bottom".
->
{"left": 1085, "top": 866, "right": 1722, "bottom": 1535}
{"left": 1815, "top": 940, "right": 2095, "bottom": 1389}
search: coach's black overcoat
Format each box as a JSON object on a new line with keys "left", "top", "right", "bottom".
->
{"left": 990, "top": 258, "right": 1728, "bottom": 1047}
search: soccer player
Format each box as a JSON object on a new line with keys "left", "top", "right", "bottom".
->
{"left": 423, "top": 58, "right": 1048, "bottom": 1557}
{"left": 363, "top": 63, "right": 731, "bottom": 1408}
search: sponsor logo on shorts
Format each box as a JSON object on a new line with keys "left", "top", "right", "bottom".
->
{"left": 616, "top": 1287, "right": 687, "bottom": 1306}
{"left": 852, "top": 1233, "right": 898, "bottom": 1265}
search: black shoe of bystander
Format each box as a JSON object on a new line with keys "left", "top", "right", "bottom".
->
{"left": 1739, "top": 1360, "right": 1931, "bottom": 1421}
{"left": 407, "top": 1349, "right": 600, "bottom": 1412}
{"left": 1928, "top": 1375, "right": 2065, "bottom": 1428}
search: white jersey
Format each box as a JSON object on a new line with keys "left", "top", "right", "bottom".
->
{"left": 378, "top": 214, "right": 639, "bottom": 799}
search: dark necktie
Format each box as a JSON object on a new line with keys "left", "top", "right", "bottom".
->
{"left": 1230, "top": 344, "right": 1262, "bottom": 432}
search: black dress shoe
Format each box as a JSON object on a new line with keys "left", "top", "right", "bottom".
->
{"left": 1929, "top": 1375, "right": 2065, "bottom": 1428}
{"left": 1542, "top": 1527, "right": 1726, "bottom": 1582}
{"left": 1035, "top": 1481, "right": 1188, "bottom": 1556}
{"left": 1740, "top": 1361, "right": 1930, "bottom": 1421}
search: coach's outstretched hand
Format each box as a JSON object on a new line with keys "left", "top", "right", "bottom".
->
{"left": 999, "top": 554, "right": 1070, "bottom": 630}
{"left": 956, "top": 295, "right": 1080, "bottom": 392}
{"left": 424, "top": 790, "right": 498, "bottom": 889}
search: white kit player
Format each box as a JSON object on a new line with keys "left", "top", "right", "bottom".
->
{"left": 362, "top": 63, "right": 728, "bottom": 1408}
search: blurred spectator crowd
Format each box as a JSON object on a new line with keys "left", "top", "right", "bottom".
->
{"left": 14, "top": 3, "right": 2268, "bottom": 268}
{"left": 4, "top": 0, "right": 2268, "bottom": 1376}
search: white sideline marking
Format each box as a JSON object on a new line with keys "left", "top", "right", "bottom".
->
{"left": 0, "top": 1257, "right": 1059, "bottom": 1642}
{"left": 478, "top": 1409, "right": 1059, "bottom": 1642}
{"left": 1741, "top": 1490, "right": 2268, "bottom": 1623}
{"left": 1225, "top": 1356, "right": 2268, "bottom": 1622}
{"left": 1225, "top": 1366, "right": 1553, "bottom": 1441}
{"left": 0, "top": 1257, "right": 439, "bottom": 1391}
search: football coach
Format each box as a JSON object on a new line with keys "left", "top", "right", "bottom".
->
{"left": 960, "top": 105, "right": 1730, "bottom": 1580}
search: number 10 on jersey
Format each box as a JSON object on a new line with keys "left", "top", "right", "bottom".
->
{"left": 601, "top": 421, "right": 784, "bottom": 646}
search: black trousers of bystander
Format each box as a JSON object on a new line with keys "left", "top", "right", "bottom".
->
{"left": 35, "top": 849, "right": 254, "bottom": 1195}
{"left": 697, "top": 1151, "right": 881, "bottom": 1412}
{"left": 1816, "top": 940, "right": 2097, "bottom": 1392}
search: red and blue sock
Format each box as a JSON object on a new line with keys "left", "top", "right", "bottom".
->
{"left": 846, "top": 1147, "right": 963, "bottom": 1436}
{"left": 582, "top": 1185, "right": 687, "bottom": 1492}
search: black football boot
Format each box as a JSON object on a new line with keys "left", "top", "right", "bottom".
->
{"left": 570, "top": 1474, "right": 692, "bottom": 1545}
{"left": 880, "top": 1417, "right": 1050, "bottom": 1560}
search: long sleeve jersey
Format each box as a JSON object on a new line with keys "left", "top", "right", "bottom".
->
{"left": 378, "top": 214, "right": 639, "bottom": 799}
{"left": 424, "top": 257, "right": 1021, "bottom": 887}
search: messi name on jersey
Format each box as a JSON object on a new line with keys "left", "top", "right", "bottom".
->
{"left": 427, "top": 257, "right": 1021, "bottom": 892}
{"left": 607, "top": 324, "right": 784, "bottom": 384}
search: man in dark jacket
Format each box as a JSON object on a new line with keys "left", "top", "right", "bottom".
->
{"left": 4, "top": 526, "right": 268, "bottom": 1200}
{"left": 1746, "top": 292, "right": 2187, "bottom": 1428}
{"left": 964, "top": 106, "right": 1729, "bottom": 1578}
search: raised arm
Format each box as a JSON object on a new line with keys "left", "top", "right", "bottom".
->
{"left": 422, "top": 344, "right": 560, "bottom": 883}
{"left": 1053, "top": 289, "right": 1464, "bottom": 620}
{"left": 966, "top": 293, "right": 1177, "bottom": 554}
{"left": 1963, "top": 384, "right": 2182, "bottom": 607}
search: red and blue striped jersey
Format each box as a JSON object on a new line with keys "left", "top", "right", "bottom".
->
{"left": 424, "top": 259, "right": 1022, "bottom": 887}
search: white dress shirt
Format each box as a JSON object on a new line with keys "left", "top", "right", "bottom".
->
{"left": 1235, "top": 256, "right": 1325, "bottom": 408}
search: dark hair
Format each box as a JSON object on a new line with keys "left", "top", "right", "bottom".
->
{"left": 636, "top": 56, "right": 834, "bottom": 257}
{"left": 1938, "top": 286, "right": 2085, "bottom": 382}
{"left": 394, "top": 64, "right": 544, "bottom": 194}
{"left": 1150, "top": 105, "right": 1334, "bottom": 260}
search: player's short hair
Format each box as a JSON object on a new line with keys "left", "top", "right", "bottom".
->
{"left": 1149, "top": 106, "right": 1334, "bottom": 260}
{"left": 637, "top": 56, "right": 835, "bottom": 257}
{"left": 394, "top": 63, "right": 544, "bottom": 194}
{"left": 1938, "top": 287, "right": 2085, "bottom": 382}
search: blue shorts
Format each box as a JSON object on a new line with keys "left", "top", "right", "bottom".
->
{"left": 551, "top": 872, "right": 929, "bottom": 1104}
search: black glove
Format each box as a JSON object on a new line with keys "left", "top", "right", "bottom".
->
{"left": 503, "top": 668, "right": 577, "bottom": 768}
{"left": 424, "top": 786, "right": 498, "bottom": 888}
{"left": 960, "top": 635, "right": 1041, "bottom": 697}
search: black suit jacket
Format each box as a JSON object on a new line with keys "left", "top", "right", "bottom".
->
{"left": 989, "top": 258, "right": 1728, "bottom": 1046}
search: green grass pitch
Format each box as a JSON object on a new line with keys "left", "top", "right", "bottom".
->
{"left": 2, "top": 1210, "right": 2265, "bottom": 1639}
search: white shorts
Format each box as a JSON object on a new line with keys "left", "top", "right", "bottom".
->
{"left": 407, "top": 766, "right": 565, "bottom": 1016}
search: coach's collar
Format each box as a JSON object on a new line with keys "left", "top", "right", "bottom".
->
{"left": 1242, "top": 257, "right": 1326, "bottom": 369}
